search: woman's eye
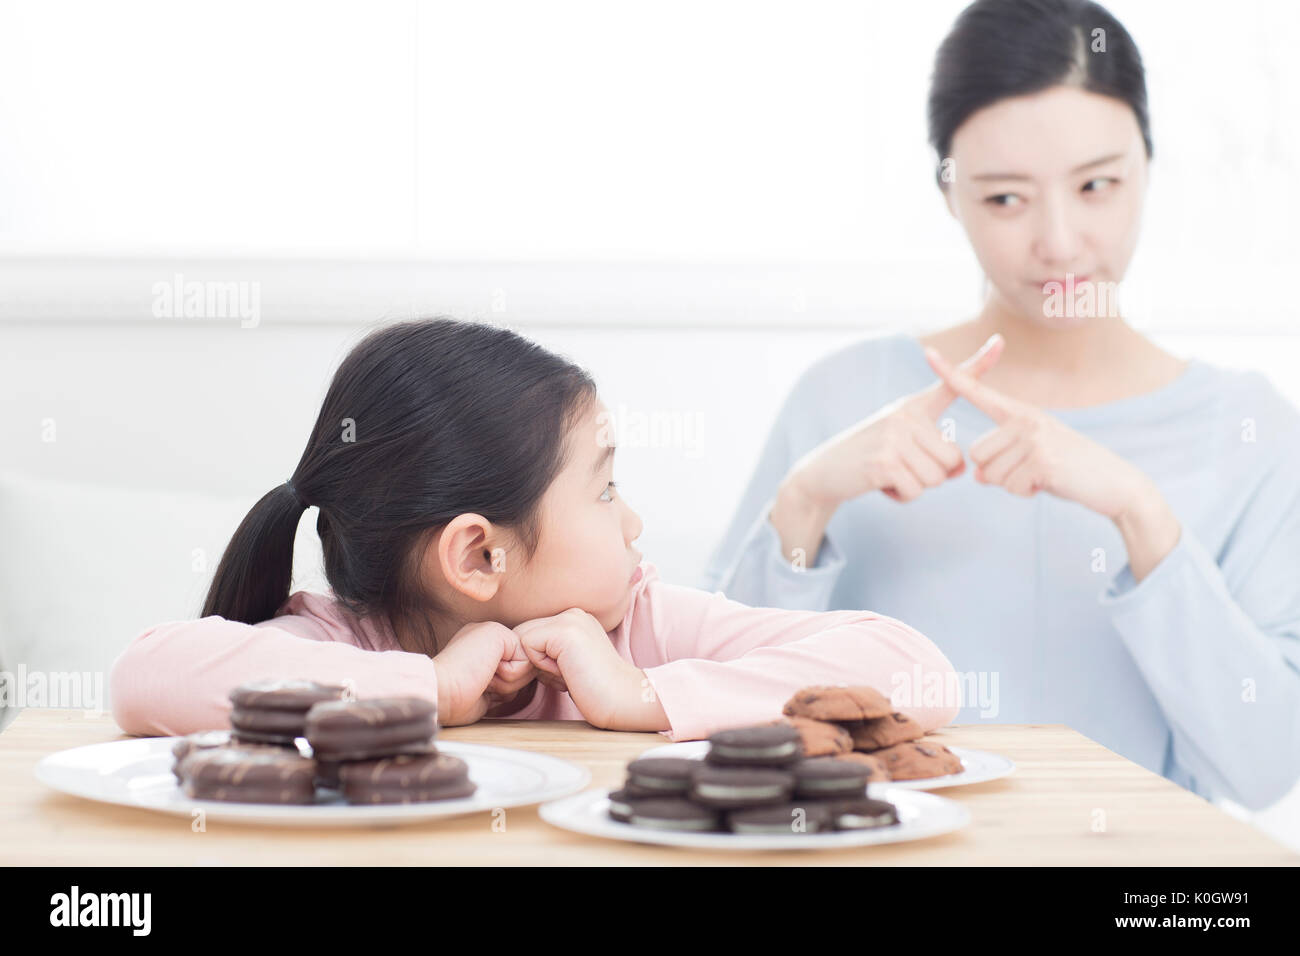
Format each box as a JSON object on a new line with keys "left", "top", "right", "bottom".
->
{"left": 1082, "top": 177, "right": 1119, "bottom": 193}
{"left": 600, "top": 480, "right": 618, "bottom": 502}
{"left": 984, "top": 193, "right": 1022, "bottom": 208}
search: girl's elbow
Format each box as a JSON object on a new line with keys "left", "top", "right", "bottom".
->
{"left": 107, "top": 624, "right": 179, "bottom": 736}
{"left": 908, "top": 698, "right": 961, "bottom": 734}
{"left": 923, "top": 647, "right": 962, "bottom": 729}
{"left": 107, "top": 636, "right": 155, "bottom": 736}
{"left": 933, "top": 698, "right": 962, "bottom": 730}
{"left": 888, "top": 619, "right": 961, "bottom": 730}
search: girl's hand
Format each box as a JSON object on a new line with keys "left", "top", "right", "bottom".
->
{"left": 923, "top": 346, "right": 1182, "bottom": 580}
{"left": 787, "top": 334, "right": 1004, "bottom": 507}
{"left": 433, "top": 621, "right": 534, "bottom": 726}
{"left": 513, "top": 608, "right": 643, "bottom": 730}
{"left": 485, "top": 627, "right": 542, "bottom": 708}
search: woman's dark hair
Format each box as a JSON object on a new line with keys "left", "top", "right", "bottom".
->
{"left": 201, "top": 317, "right": 598, "bottom": 656}
{"left": 928, "top": 0, "right": 1152, "bottom": 187}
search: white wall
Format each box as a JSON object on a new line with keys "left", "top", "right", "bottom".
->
{"left": 2, "top": 0, "right": 1297, "bottom": 335}
{"left": 3, "top": 308, "right": 1298, "bottom": 590}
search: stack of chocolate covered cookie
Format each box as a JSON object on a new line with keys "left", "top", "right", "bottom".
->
{"left": 774, "top": 685, "right": 963, "bottom": 781}
{"left": 304, "top": 696, "right": 475, "bottom": 804}
{"left": 171, "top": 679, "right": 476, "bottom": 806}
{"left": 608, "top": 721, "right": 900, "bottom": 835}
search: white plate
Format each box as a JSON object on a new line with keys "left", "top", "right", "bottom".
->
{"left": 35, "top": 737, "right": 590, "bottom": 827}
{"left": 633, "top": 741, "right": 1014, "bottom": 790}
{"left": 539, "top": 786, "right": 970, "bottom": 851}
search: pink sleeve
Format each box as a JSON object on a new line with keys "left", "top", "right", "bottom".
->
{"left": 632, "top": 577, "right": 960, "bottom": 742}
{"left": 108, "top": 594, "right": 439, "bottom": 737}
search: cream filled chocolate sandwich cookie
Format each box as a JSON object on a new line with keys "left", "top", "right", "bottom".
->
{"left": 171, "top": 730, "right": 293, "bottom": 782}
{"left": 228, "top": 679, "right": 348, "bottom": 746}
{"left": 624, "top": 756, "right": 698, "bottom": 796}
{"left": 725, "top": 801, "right": 837, "bottom": 835}
{"left": 624, "top": 797, "right": 722, "bottom": 832}
{"left": 791, "top": 757, "right": 873, "bottom": 799}
{"left": 704, "top": 724, "right": 804, "bottom": 767}
{"left": 688, "top": 766, "right": 796, "bottom": 809}
{"left": 304, "top": 697, "right": 437, "bottom": 761}
{"left": 179, "top": 747, "right": 317, "bottom": 804}
{"left": 337, "top": 752, "right": 475, "bottom": 804}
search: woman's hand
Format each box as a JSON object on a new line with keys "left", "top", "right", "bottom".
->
{"left": 433, "top": 621, "right": 536, "bottom": 726}
{"left": 923, "top": 345, "right": 1181, "bottom": 580}
{"left": 786, "top": 333, "right": 1005, "bottom": 509}
{"left": 767, "top": 334, "right": 1004, "bottom": 568}
{"left": 513, "top": 608, "right": 661, "bottom": 730}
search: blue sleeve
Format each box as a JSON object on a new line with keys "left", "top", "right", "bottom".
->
{"left": 1099, "top": 457, "right": 1300, "bottom": 811}
{"left": 698, "top": 365, "right": 848, "bottom": 612}
{"left": 710, "top": 505, "right": 848, "bottom": 611}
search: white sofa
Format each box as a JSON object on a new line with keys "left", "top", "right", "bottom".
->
{"left": 0, "top": 468, "right": 328, "bottom": 734}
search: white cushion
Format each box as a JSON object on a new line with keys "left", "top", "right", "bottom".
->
{"left": 0, "top": 469, "right": 326, "bottom": 731}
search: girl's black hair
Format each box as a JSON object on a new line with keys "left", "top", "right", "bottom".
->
{"left": 928, "top": 0, "right": 1153, "bottom": 187}
{"left": 201, "top": 317, "right": 598, "bottom": 656}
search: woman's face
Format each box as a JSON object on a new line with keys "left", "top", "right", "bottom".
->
{"left": 943, "top": 84, "right": 1149, "bottom": 328}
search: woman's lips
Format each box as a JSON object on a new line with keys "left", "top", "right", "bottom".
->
{"left": 629, "top": 565, "right": 643, "bottom": 585}
{"left": 1031, "top": 273, "right": 1091, "bottom": 287}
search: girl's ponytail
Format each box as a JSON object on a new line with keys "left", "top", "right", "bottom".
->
{"left": 200, "top": 480, "right": 308, "bottom": 623}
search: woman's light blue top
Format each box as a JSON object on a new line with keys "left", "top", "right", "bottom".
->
{"left": 702, "top": 332, "right": 1300, "bottom": 811}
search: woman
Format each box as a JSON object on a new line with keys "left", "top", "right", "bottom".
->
{"left": 703, "top": 0, "right": 1300, "bottom": 812}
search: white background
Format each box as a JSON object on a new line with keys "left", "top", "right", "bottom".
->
{"left": 1, "top": 0, "right": 1297, "bottom": 330}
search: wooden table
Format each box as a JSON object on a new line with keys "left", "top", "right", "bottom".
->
{"left": 1, "top": 708, "right": 1294, "bottom": 865}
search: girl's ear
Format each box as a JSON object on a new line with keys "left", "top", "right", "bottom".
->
{"left": 430, "top": 514, "right": 505, "bottom": 604}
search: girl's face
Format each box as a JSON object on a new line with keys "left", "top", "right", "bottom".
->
{"left": 943, "top": 84, "right": 1149, "bottom": 327}
{"left": 496, "top": 397, "right": 644, "bottom": 631}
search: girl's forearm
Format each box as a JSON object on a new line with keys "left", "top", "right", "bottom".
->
{"left": 601, "top": 667, "right": 670, "bottom": 733}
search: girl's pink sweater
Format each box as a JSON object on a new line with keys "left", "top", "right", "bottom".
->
{"left": 109, "top": 561, "right": 960, "bottom": 741}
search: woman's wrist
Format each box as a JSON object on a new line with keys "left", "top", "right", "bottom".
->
{"left": 770, "top": 472, "right": 839, "bottom": 570}
{"left": 1113, "top": 478, "right": 1182, "bottom": 583}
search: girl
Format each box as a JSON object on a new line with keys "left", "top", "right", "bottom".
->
{"left": 109, "top": 318, "right": 960, "bottom": 741}
{"left": 703, "top": 0, "right": 1300, "bottom": 810}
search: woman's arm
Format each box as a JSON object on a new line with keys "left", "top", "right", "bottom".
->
{"left": 630, "top": 576, "right": 961, "bottom": 741}
{"left": 1112, "top": 477, "right": 1183, "bottom": 581}
{"left": 927, "top": 348, "right": 1300, "bottom": 809}
{"left": 767, "top": 473, "right": 842, "bottom": 570}
{"left": 1101, "top": 469, "right": 1300, "bottom": 811}
{"left": 108, "top": 612, "right": 439, "bottom": 737}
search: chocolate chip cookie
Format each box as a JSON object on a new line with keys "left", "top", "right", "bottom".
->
{"left": 782, "top": 685, "right": 893, "bottom": 722}
{"left": 770, "top": 716, "right": 853, "bottom": 757}
{"left": 831, "top": 750, "right": 892, "bottom": 782}
{"left": 870, "top": 740, "right": 963, "bottom": 780}
{"left": 845, "top": 711, "right": 925, "bottom": 750}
